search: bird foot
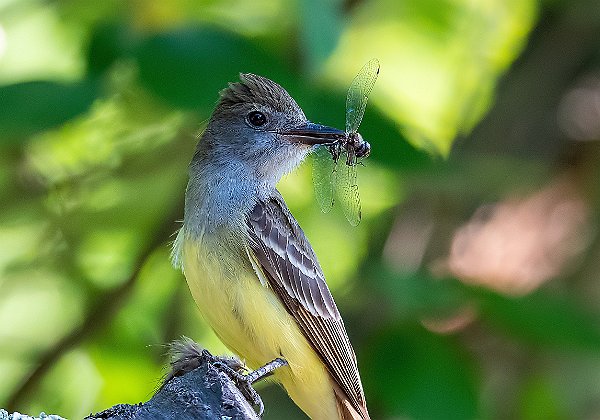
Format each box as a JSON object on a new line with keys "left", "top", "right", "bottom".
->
{"left": 207, "top": 351, "right": 288, "bottom": 417}
{"left": 166, "top": 338, "right": 288, "bottom": 417}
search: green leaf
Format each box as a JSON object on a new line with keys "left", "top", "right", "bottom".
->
{"left": 86, "top": 22, "right": 135, "bottom": 76}
{"left": 372, "top": 266, "right": 600, "bottom": 351}
{"left": 478, "top": 290, "right": 600, "bottom": 350}
{"left": 370, "top": 267, "right": 470, "bottom": 320}
{"left": 133, "top": 27, "right": 289, "bottom": 111}
{"left": 363, "top": 326, "right": 479, "bottom": 419}
{"left": 297, "top": 0, "right": 344, "bottom": 72}
{"left": 0, "top": 79, "right": 100, "bottom": 141}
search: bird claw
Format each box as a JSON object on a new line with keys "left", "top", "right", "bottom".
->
{"left": 234, "top": 378, "right": 265, "bottom": 417}
{"left": 166, "top": 339, "right": 287, "bottom": 417}
{"left": 201, "top": 350, "right": 288, "bottom": 417}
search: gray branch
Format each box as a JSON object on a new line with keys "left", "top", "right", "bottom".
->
{"left": 86, "top": 357, "right": 259, "bottom": 420}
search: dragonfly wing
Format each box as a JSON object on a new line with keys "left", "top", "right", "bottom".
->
{"left": 346, "top": 58, "right": 380, "bottom": 134}
{"left": 335, "top": 151, "right": 361, "bottom": 226}
{"left": 312, "top": 145, "right": 336, "bottom": 213}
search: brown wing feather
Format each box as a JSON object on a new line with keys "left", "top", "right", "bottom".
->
{"left": 246, "top": 192, "right": 368, "bottom": 419}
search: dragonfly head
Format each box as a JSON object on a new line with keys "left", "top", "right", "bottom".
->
{"left": 354, "top": 133, "right": 371, "bottom": 158}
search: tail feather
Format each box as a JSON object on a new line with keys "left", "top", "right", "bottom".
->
{"left": 334, "top": 385, "right": 370, "bottom": 420}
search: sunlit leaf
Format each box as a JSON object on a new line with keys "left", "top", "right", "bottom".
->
{"left": 325, "top": 0, "right": 538, "bottom": 156}
{"left": 518, "top": 375, "right": 567, "bottom": 420}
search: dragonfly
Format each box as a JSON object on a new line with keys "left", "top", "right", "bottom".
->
{"left": 312, "top": 58, "right": 380, "bottom": 226}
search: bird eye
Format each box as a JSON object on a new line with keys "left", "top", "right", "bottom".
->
{"left": 247, "top": 111, "right": 267, "bottom": 127}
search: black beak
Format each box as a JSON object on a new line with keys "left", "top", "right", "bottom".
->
{"left": 279, "top": 122, "right": 345, "bottom": 146}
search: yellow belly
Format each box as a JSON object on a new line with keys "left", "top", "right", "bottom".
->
{"left": 182, "top": 237, "right": 338, "bottom": 419}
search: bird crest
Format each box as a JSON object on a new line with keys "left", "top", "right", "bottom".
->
{"left": 217, "top": 73, "right": 304, "bottom": 117}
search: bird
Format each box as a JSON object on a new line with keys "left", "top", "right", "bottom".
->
{"left": 172, "top": 72, "right": 370, "bottom": 420}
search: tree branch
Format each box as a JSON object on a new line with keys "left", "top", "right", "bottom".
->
{"left": 86, "top": 353, "right": 259, "bottom": 420}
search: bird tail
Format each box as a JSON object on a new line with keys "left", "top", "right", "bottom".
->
{"left": 334, "top": 387, "right": 371, "bottom": 420}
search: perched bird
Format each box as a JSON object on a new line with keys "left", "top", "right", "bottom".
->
{"left": 172, "top": 73, "right": 370, "bottom": 420}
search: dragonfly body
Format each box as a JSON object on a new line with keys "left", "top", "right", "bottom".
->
{"left": 325, "top": 133, "right": 370, "bottom": 166}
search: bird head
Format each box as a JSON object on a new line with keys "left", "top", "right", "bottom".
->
{"left": 199, "top": 73, "right": 345, "bottom": 186}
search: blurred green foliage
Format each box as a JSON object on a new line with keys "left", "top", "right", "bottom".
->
{"left": 1, "top": 0, "right": 600, "bottom": 419}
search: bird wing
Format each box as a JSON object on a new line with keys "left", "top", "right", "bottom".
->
{"left": 246, "top": 191, "right": 368, "bottom": 418}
